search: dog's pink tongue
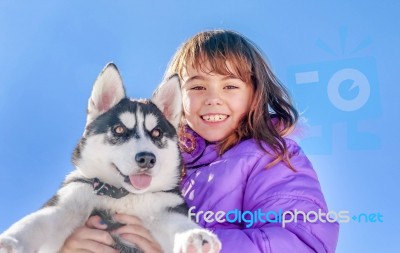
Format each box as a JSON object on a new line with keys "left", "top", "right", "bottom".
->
{"left": 129, "top": 174, "right": 152, "bottom": 190}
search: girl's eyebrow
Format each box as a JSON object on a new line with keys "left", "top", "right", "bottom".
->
{"left": 185, "top": 74, "right": 240, "bottom": 83}
{"left": 221, "top": 75, "right": 241, "bottom": 81}
{"left": 185, "top": 75, "right": 205, "bottom": 83}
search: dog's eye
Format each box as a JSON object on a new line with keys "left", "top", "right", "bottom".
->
{"left": 113, "top": 125, "right": 126, "bottom": 135}
{"left": 150, "top": 128, "right": 162, "bottom": 139}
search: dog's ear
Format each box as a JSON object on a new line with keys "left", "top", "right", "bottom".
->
{"left": 152, "top": 74, "right": 182, "bottom": 129}
{"left": 86, "top": 63, "right": 126, "bottom": 125}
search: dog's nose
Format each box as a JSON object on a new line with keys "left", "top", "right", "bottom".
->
{"left": 135, "top": 152, "right": 156, "bottom": 169}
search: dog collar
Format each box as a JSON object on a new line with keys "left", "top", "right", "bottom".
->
{"left": 92, "top": 178, "right": 130, "bottom": 199}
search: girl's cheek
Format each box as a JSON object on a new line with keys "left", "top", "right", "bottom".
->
{"left": 182, "top": 95, "right": 191, "bottom": 113}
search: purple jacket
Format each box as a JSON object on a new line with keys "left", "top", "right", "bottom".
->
{"left": 180, "top": 130, "right": 339, "bottom": 252}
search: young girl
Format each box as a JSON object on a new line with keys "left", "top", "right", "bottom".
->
{"left": 61, "top": 30, "right": 339, "bottom": 252}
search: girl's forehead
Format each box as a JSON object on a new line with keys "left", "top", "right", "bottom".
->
{"left": 182, "top": 59, "right": 241, "bottom": 79}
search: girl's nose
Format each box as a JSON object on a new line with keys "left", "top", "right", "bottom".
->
{"left": 205, "top": 98, "right": 222, "bottom": 105}
{"left": 204, "top": 87, "right": 223, "bottom": 105}
{"left": 204, "top": 93, "right": 223, "bottom": 105}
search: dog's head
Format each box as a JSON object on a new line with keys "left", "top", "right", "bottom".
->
{"left": 72, "top": 63, "right": 182, "bottom": 194}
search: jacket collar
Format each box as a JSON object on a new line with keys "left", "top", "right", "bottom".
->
{"left": 181, "top": 126, "right": 219, "bottom": 169}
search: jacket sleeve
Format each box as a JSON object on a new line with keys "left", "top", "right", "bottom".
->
{"left": 212, "top": 141, "right": 339, "bottom": 253}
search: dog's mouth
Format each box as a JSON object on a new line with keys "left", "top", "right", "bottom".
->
{"left": 112, "top": 163, "right": 152, "bottom": 190}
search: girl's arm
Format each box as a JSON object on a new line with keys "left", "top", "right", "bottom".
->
{"left": 212, "top": 143, "right": 339, "bottom": 253}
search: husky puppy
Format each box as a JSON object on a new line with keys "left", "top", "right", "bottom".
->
{"left": 0, "top": 63, "right": 221, "bottom": 253}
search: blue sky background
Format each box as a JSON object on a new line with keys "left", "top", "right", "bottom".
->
{"left": 0, "top": 1, "right": 398, "bottom": 252}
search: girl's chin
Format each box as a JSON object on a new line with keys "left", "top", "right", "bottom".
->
{"left": 197, "top": 130, "right": 231, "bottom": 142}
{"left": 189, "top": 121, "right": 235, "bottom": 142}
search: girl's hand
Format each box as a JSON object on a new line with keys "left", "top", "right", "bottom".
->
{"left": 60, "top": 215, "right": 118, "bottom": 253}
{"left": 61, "top": 213, "right": 218, "bottom": 253}
{"left": 113, "top": 214, "right": 220, "bottom": 253}
{"left": 112, "top": 213, "right": 164, "bottom": 253}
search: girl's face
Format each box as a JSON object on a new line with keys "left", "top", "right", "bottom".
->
{"left": 181, "top": 61, "right": 253, "bottom": 142}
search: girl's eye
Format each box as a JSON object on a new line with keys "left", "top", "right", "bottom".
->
{"left": 112, "top": 125, "right": 126, "bottom": 135}
{"left": 191, "top": 86, "right": 205, "bottom": 90}
{"left": 150, "top": 128, "right": 163, "bottom": 139}
{"left": 225, "top": 85, "right": 238, "bottom": 89}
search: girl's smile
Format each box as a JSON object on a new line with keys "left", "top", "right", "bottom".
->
{"left": 201, "top": 114, "right": 229, "bottom": 122}
{"left": 182, "top": 61, "right": 253, "bottom": 142}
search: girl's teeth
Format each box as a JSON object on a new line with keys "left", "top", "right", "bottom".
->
{"left": 202, "top": 115, "right": 228, "bottom": 122}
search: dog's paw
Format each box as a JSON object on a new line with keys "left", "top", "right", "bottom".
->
{"left": 0, "top": 236, "right": 23, "bottom": 253}
{"left": 174, "top": 228, "right": 221, "bottom": 253}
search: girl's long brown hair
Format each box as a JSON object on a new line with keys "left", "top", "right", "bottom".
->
{"left": 165, "top": 30, "right": 299, "bottom": 171}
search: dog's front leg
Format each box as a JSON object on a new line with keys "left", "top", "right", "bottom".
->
{"left": 0, "top": 205, "right": 89, "bottom": 253}
{"left": 154, "top": 212, "right": 221, "bottom": 253}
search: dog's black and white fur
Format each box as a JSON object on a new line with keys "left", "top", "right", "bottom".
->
{"left": 0, "top": 63, "right": 221, "bottom": 253}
